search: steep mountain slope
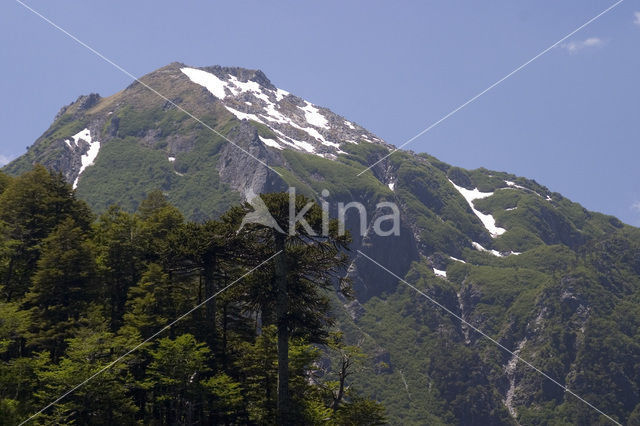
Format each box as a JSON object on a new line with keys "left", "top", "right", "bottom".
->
{"left": 5, "top": 63, "right": 640, "bottom": 425}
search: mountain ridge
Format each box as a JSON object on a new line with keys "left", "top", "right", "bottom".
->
{"left": 4, "top": 62, "right": 640, "bottom": 425}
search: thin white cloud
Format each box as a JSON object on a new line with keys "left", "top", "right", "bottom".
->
{"left": 0, "top": 155, "right": 12, "bottom": 167}
{"left": 634, "top": 11, "right": 640, "bottom": 26}
{"left": 560, "top": 37, "right": 604, "bottom": 54}
{"left": 632, "top": 201, "right": 640, "bottom": 213}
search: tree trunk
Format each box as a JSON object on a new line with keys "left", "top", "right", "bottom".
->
{"left": 222, "top": 302, "right": 228, "bottom": 370}
{"left": 274, "top": 232, "right": 290, "bottom": 425}
{"left": 203, "top": 255, "right": 217, "bottom": 348}
{"left": 332, "top": 354, "right": 349, "bottom": 411}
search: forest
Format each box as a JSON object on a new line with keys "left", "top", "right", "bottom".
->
{"left": 0, "top": 166, "right": 386, "bottom": 425}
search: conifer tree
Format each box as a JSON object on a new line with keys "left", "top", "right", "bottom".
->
{"left": 93, "top": 206, "right": 143, "bottom": 331}
{"left": 0, "top": 166, "right": 92, "bottom": 300}
{"left": 0, "top": 172, "right": 11, "bottom": 195}
{"left": 144, "top": 334, "right": 211, "bottom": 424}
{"left": 0, "top": 172, "right": 392, "bottom": 425}
{"left": 120, "top": 263, "right": 173, "bottom": 339}
{"left": 33, "top": 315, "right": 137, "bottom": 425}
{"left": 239, "top": 192, "right": 351, "bottom": 424}
{"left": 24, "top": 218, "right": 96, "bottom": 360}
{"left": 136, "top": 190, "right": 183, "bottom": 267}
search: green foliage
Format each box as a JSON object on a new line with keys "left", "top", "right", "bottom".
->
{"left": 0, "top": 172, "right": 11, "bottom": 195}
{"left": 278, "top": 150, "right": 390, "bottom": 205}
{"left": 233, "top": 325, "right": 331, "bottom": 425}
{"left": 32, "top": 325, "right": 137, "bottom": 425}
{"left": 163, "top": 131, "right": 242, "bottom": 221}
{"left": 93, "top": 206, "right": 144, "bottom": 330}
{"left": 76, "top": 132, "right": 241, "bottom": 221}
{"left": 0, "top": 170, "right": 384, "bottom": 425}
{"left": 333, "top": 397, "right": 387, "bottom": 425}
{"left": 250, "top": 120, "right": 278, "bottom": 139}
{"left": 121, "top": 263, "right": 173, "bottom": 338}
{"left": 0, "top": 301, "right": 29, "bottom": 355}
{"left": 0, "top": 398, "right": 20, "bottom": 425}
{"left": 24, "top": 218, "right": 96, "bottom": 360}
{"left": 75, "top": 138, "right": 176, "bottom": 212}
{"left": 493, "top": 226, "right": 545, "bottom": 252}
{"left": 201, "top": 373, "right": 244, "bottom": 421}
{"left": 144, "top": 334, "right": 211, "bottom": 424}
{"left": 115, "top": 105, "right": 189, "bottom": 140}
{"left": 0, "top": 166, "right": 92, "bottom": 300}
{"left": 3, "top": 154, "right": 640, "bottom": 425}
{"left": 351, "top": 221, "right": 640, "bottom": 425}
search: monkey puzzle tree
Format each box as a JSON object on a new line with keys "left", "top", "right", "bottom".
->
{"left": 237, "top": 191, "right": 351, "bottom": 425}
{"left": 169, "top": 214, "right": 249, "bottom": 351}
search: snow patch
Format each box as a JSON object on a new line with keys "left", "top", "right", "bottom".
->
{"left": 225, "top": 106, "right": 263, "bottom": 123}
{"left": 70, "top": 129, "right": 100, "bottom": 189}
{"left": 433, "top": 268, "right": 447, "bottom": 278}
{"left": 505, "top": 206, "right": 517, "bottom": 211}
{"left": 227, "top": 75, "right": 271, "bottom": 103}
{"left": 360, "top": 134, "right": 374, "bottom": 143}
{"left": 388, "top": 182, "right": 395, "bottom": 191}
{"left": 274, "top": 88, "right": 290, "bottom": 101}
{"left": 272, "top": 129, "right": 315, "bottom": 153}
{"left": 261, "top": 103, "right": 290, "bottom": 124}
{"left": 505, "top": 180, "right": 523, "bottom": 189}
{"left": 300, "top": 102, "right": 329, "bottom": 129}
{"left": 291, "top": 139, "right": 316, "bottom": 153}
{"left": 303, "top": 126, "right": 338, "bottom": 147}
{"left": 181, "top": 67, "right": 229, "bottom": 99}
{"left": 287, "top": 121, "right": 338, "bottom": 148}
{"left": 168, "top": 157, "right": 176, "bottom": 163}
{"left": 180, "top": 67, "right": 364, "bottom": 158}
{"left": 472, "top": 242, "right": 504, "bottom": 257}
{"left": 65, "top": 128, "right": 92, "bottom": 149}
{"left": 450, "top": 180, "right": 506, "bottom": 237}
{"left": 472, "top": 242, "right": 521, "bottom": 257}
{"left": 450, "top": 256, "right": 466, "bottom": 263}
{"left": 505, "top": 180, "right": 549, "bottom": 201}
{"left": 344, "top": 120, "right": 355, "bottom": 129}
{"left": 259, "top": 136, "right": 283, "bottom": 149}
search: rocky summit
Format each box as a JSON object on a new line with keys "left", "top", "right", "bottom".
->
{"left": 4, "top": 63, "right": 640, "bottom": 425}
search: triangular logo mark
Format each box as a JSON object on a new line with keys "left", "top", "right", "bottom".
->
{"left": 238, "top": 188, "right": 284, "bottom": 233}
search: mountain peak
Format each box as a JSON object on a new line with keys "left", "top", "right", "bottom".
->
{"left": 4, "top": 61, "right": 390, "bottom": 192}
{"left": 201, "top": 65, "right": 275, "bottom": 90}
{"left": 177, "top": 64, "right": 388, "bottom": 157}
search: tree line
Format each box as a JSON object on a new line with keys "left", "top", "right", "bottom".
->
{"left": 0, "top": 166, "right": 386, "bottom": 425}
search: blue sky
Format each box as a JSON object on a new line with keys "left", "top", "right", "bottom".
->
{"left": 1, "top": 1, "right": 639, "bottom": 225}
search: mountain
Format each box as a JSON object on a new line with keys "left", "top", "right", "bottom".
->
{"left": 5, "top": 62, "right": 640, "bottom": 425}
